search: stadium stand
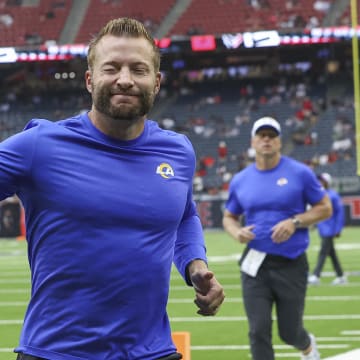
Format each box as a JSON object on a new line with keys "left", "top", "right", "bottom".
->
{"left": 0, "top": 57, "right": 356, "bottom": 193}
{"left": 166, "top": 0, "right": 332, "bottom": 36}
{"left": 0, "top": 0, "right": 358, "bottom": 194}
{"left": 0, "top": 0, "right": 338, "bottom": 46}
{"left": 0, "top": 0, "right": 71, "bottom": 47}
{"left": 74, "top": 0, "right": 176, "bottom": 43}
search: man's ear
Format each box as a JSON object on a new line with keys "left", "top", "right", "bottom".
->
{"left": 85, "top": 70, "right": 92, "bottom": 93}
{"left": 154, "top": 72, "right": 161, "bottom": 94}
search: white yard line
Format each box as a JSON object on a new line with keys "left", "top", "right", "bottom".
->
{"left": 170, "top": 283, "right": 360, "bottom": 290}
{"left": 1, "top": 314, "right": 360, "bottom": 325}
{"left": 342, "top": 331, "right": 360, "bottom": 335}
{"left": 169, "top": 315, "right": 360, "bottom": 322}
{"left": 324, "top": 349, "right": 360, "bottom": 360}
{"left": 1, "top": 295, "right": 360, "bottom": 305}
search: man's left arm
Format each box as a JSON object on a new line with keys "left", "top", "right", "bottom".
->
{"left": 186, "top": 259, "right": 225, "bottom": 316}
{"left": 173, "top": 200, "right": 225, "bottom": 316}
{"left": 272, "top": 194, "right": 332, "bottom": 243}
{"left": 291, "top": 194, "right": 333, "bottom": 228}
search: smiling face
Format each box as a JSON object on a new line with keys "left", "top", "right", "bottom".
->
{"left": 85, "top": 34, "right": 161, "bottom": 123}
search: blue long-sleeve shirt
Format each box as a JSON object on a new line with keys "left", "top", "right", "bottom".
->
{"left": 0, "top": 114, "right": 207, "bottom": 360}
{"left": 317, "top": 188, "right": 344, "bottom": 237}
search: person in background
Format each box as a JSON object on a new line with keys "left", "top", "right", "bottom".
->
{"left": 222, "top": 117, "right": 332, "bottom": 360}
{"left": 0, "top": 17, "right": 224, "bottom": 360}
{"left": 308, "top": 173, "right": 347, "bottom": 285}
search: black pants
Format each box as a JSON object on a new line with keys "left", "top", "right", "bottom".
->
{"left": 313, "top": 235, "right": 344, "bottom": 277}
{"left": 241, "top": 253, "right": 311, "bottom": 360}
{"left": 16, "top": 352, "right": 182, "bottom": 360}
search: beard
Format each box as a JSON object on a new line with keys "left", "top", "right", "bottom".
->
{"left": 92, "top": 84, "right": 155, "bottom": 122}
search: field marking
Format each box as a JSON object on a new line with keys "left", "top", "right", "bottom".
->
{"left": 1, "top": 295, "right": 360, "bottom": 307}
{"left": 171, "top": 272, "right": 360, "bottom": 282}
{"left": 0, "top": 302, "right": 28, "bottom": 306}
{"left": 0, "top": 289, "right": 28, "bottom": 293}
{"left": 191, "top": 344, "right": 349, "bottom": 350}
{"left": 168, "top": 295, "right": 360, "bottom": 303}
{"left": 170, "top": 283, "right": 360, "bottom": 290}
{"left": 319, "top": 337, "right": 360, "bottom": 342}
{"left": 0, "top": 345, "right": 351, "bottom": 357}
{"left": 324, "top": 348, "right": 360, "bottom": 359}
{"left": 2, "top": 315, "right": 360, "bottom": 325}
{"left": 0, "top": 279, "right": 30, "bottom": 283}
{"left": 342, "top": 331, "right": 360, "bottom": 335}
{"left": 0, "top": 271, "right": 30, "bottom": 277}
{"left": 169, "top": 314, "right": 360, "bottom": 322}
{"left": 0, "top": 320, "right": 23, "bottom": 325}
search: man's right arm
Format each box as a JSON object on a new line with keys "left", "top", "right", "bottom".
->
{"left": 0, "top": 124, "right": 36, "bottom": 200}
{"left": 222, "top": 209, "right": 255, "bottom": 244}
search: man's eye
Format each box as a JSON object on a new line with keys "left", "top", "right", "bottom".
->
{"left": 133, "top": 68, "right": 147, "bottom": 74}
{"left": 103, "top": 67, "right": 116, "bottom": 73}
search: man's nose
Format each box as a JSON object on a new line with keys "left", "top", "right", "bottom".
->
{"left": 116, "top": 68, "right": 134, "bottom": 88}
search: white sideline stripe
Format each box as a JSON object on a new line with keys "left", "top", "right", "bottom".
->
{"left": 3, "top": 281, "right": 360, "bottom": 287}
{"left": 168, "top": 296, "right": 360, "bottom": 303}
{"left": 0, "top": 320, "right": 23, "bottom": 324}
{"left": 205, "top": 246, "right": 360, "bottom": 263}
{"left": 191, "top": 344, "right": 349, "bottom": 350}
{"left": 0, "top": 302, "right": 28, "bottom": 306}
{"left": 169, "top": 314, "right": 360, "bottom": 322}
{"left": 3, "top": 315, "right": 360, "bottom": 325}
{"left": 0, "top": 346, "right": 352, "bottom": 357}
{"left": 0, "top": 271, "right": 29, "bottom": 277}
{"left": 207, "top": 254, "right": 242, "bottom": 262}
{"left": 342, "top": 331, "right": 360, "bottom": 335}
{"left": 2, "top": 243, "right": 359, "bottom": 264}
{"left": 0, "top": 279, "right": 30, "bottom": 283}
{"left": 1, "top": 295, "right": 360, "bottom": 307}
{"left": 319, "top": 338, "right": 360, "bottom": 342}
{"left": 171, "top": 273, "right": 359, "bottom": 280}
{"left": 2, "top": 270, "right": 358, "bottom": 280}
{"left": 275, "top": 355, "right": 305, "bottom": 358}
{"left": 324, "top": 349, "right": 360, "bottom": 359}
{"left": 170, "top": 283, "right": 360, "bottom": 290}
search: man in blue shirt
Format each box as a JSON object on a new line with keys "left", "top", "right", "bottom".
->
{"left": 308, "top": 173, "right": 347, "bottom": 285}
{"left": 223, "top": 117, "right": 332, "bottom": 360}
{"left": 0, "top": 18, "right": 225, "bottom": 360}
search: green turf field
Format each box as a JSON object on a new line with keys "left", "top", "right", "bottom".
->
{"left": 0, "top": 227, "right": 359, "bottom": 360}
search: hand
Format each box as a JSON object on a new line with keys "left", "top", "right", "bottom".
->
{"left": 189, "top": 261, "right": 225, "bottom": 316}
{"left": 236, "top": 225, "right": 255, "bottom": 244}
{"left": 271, "top": 218, "right": 296, "bottom": 243}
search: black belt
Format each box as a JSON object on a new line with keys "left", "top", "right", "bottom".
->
{"left": 17, "top": 352, "right": 182, "bottom": 360}
{"left": 16, "top": 354, "right": 46, "bottom": 360}
{"left": 158, "top": 353, "right": 182, "bottom": 360}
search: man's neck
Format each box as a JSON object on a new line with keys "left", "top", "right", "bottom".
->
{"left": 255, "top": 153, "right": 281, "bottom": 170}
{"left": 88, "top": 110, "right": 145, "bottom": 140}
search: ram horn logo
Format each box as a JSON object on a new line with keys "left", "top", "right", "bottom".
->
{"left": 277, "top": 177, "right": 288, "bottom": 186}
{"left": 156, "top": 163, "right": 175, "bottom": 179}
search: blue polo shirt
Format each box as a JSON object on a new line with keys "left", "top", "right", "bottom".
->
{"left": 226, "top": 156, "right": 326, "bottom": 259}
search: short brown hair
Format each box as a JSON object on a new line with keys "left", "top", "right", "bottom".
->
{"left": 87, "top": 17, "right": 161, "bottom": 72}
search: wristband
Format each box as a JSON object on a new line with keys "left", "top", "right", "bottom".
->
{"left": 291, "top": 216, "right": 302, "bottom": 228}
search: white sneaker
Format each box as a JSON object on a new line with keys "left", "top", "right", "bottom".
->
{"left": 332, "top": 276, "right": 348, "bottom": 285}
{"left": 308, "top": 274, "right": 320, "bottom": 285}
{"left": 301, "top": 334, "right": 320, "bottom": 360}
